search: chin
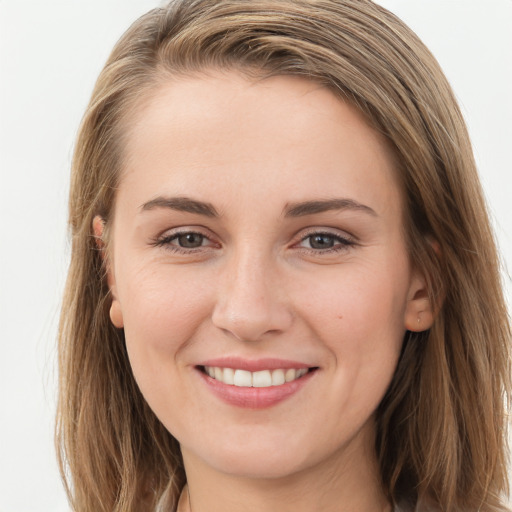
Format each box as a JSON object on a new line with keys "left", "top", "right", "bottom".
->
{"left": 185, "top": 429, "right": 336, "bottom": 481}
{"left": 208, "top": 450, "right": 310, "bottom": 480}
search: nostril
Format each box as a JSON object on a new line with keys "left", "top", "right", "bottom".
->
{"left": 211, "top": 303, "right": 294, "bottom": 342}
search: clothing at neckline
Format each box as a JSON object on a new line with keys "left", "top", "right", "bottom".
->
{"left": 175, "top": 484, "right": 418, "bottom": 512}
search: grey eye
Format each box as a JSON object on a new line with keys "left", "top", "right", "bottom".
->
{"left": 308, "top": 234, "right": 336, "bottom": 249}
{"left": 176, "top": 233, "right": 205, "bottom": 248}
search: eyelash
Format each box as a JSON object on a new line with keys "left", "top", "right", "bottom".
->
{"left": 151, "top": 230, "right": 215, "bottom": 254}
{"left": 151, "top": 228, "right": 356, "bottom": 255}
{"left": 295, "top": 230, "right": 356, "bottom": 254}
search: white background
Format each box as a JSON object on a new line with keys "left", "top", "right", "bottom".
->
{"left": 0, "top": 1, "right": 511, "bottom": 510}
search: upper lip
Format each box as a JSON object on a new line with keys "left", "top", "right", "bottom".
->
{"left": 197, "top": 357, "right": 314, "bottom": 372}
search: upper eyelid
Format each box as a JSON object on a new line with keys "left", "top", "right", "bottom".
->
{"left": 296, "top": 235, "right": 354, "bottom": 248}
{"left": 294, "top": 226, "right": 356, "bottom": 242}
{"left": 151, "top": 227, "right": 219, "bottom": 249}
{"left": 152, "top": 226, "right": 356, "bottom": 247}
{"left": 157, "top": 225, "right": 215, "bottom": 239}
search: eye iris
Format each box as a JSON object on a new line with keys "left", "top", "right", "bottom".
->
{"left": 178, "top": 233, "right": 204, "bottom": 248}
{"left": 309, "top": 234, "right": 335, "bottom": 249}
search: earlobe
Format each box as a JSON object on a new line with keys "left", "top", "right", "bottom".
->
{"left": 92, "top": 215, "right": 124, "bottom": 329}
{"left": 405, "top": 239, "right": 443, "bottom": 332}
{"left": 110, "top": 300, "right": 124, "bottom": 329}
{"left": 404, "top": 272, "right": 434, "bottom": 332}
{"left": 92, "top": 215, "right": 105, "bottom": 250}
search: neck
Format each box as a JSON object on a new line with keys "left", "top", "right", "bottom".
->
{"left": 180, "top": 427, "right": 391, "bottom": 512}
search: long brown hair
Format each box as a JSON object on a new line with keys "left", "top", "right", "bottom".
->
{"left": 56, "top": 1, "right": 511, "bottom": 510}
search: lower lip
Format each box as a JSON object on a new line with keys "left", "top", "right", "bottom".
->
{"left": 197, "top": 369, "right": 316, "bottom": 409}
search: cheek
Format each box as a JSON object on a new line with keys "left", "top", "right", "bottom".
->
{"left": 300, "top": 266, "right": 407, "bottom": 339}
{"left": 294, "top": 262, "right": 408, "bottom": 397}
{"left": 118, "top": 265, "right": 214, "bottom": 378}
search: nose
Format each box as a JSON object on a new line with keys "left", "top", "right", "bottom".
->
{"left": 211, "top": 250, "right": 294, "bottom": 342}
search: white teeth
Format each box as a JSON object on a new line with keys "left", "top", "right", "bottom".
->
{"left": 204, "top": 366, "right": 310, "bottom": 387}
{"left": 272, "top": 369, "right": 285, "bottom": 386}
{"left": 214, "top": 367, "right": 223, "bottom": 381}
{"left": 285, "top": 368, "right": 296, "bottom": 382}
{"left": 233, "top": 369, "right": 252, "bottom": 387}
{"left": 223, "top": 367, "right": 235, "bottom": 385}
{"left": 252, "top": 370, "right": 272, "bottom": 388}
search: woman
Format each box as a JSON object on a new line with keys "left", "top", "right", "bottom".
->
{"left": 56, "top": 1, "right": 511, "bottom": 511}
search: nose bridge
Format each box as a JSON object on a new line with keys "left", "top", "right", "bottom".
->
{"left": 212, "top": 244, "right": 292, "bottom": 341}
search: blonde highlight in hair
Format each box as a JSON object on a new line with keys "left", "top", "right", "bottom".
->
{"left": 57, "top": 1, "right": 511, "bottom": 510}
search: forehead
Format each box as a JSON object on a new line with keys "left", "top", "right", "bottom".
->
{"left": 118, "top": 71, "right": 402, "bottom": 220}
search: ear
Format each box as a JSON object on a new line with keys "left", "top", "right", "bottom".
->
{"left": 404, "top": 269, "right": 434, "bottom": 332}
{"left": 93, "top": 215, "right": 124, "bottom": 329}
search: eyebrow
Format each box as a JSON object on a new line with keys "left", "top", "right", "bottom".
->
{"left": 284, "top": 198, "right": 377, "bottom": 217}
{"left": 139, "top": 196, "right": 377, "bottom": 219}
{"left": 140, "top": 196, "right": 219, "bottom": 217}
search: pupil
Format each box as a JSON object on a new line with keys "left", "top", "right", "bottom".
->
{"left": 179, "top": 233, "right": 203, "bottom": 248}
{"left": 310, "top": 234, "right": 334, "bottom": 249}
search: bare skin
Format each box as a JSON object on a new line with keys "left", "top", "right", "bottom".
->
{"left": 96, "top": 71, "right": 432, "bottom": 512}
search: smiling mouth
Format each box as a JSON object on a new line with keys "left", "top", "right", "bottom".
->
{"left": 200, "top": 366, "right": 317, "bottom": 387}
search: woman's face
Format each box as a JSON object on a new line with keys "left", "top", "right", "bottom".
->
{"left": 104, "top": 71, "right": 428, "bottom": 480}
